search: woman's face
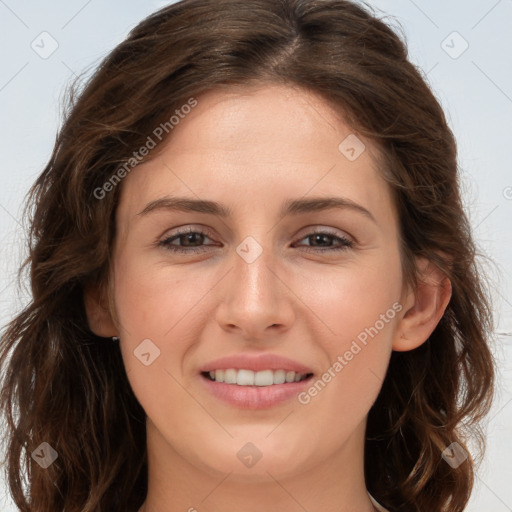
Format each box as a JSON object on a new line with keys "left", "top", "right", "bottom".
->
{"left": 109, "top": 84, "right": 408, "bottom": 480}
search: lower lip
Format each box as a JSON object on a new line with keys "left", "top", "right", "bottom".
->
{"left": 200, "top": 373, "right": 313, "bottom": 409}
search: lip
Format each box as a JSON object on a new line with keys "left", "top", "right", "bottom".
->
{"left": 199, "top": 373, "right": 314, "bottom": 409}
{"left": 198, "top": 353, "right": 315, "bottom": 410}
{"left": 199, "top": 353, "right": 314, "bottom": 373}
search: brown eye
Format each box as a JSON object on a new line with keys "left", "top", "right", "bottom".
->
{"left": 157, "top": 227, "right": 354, "bottom": 255}
{"left": 159, "top": 228, "right": 216, "bottom": 254}
{"left": 294, "top": 231, "right": 354, "bottom": 252}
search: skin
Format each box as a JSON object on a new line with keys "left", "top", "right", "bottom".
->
{"left": 85, "top": 83, "right": 451, "bottom": 512}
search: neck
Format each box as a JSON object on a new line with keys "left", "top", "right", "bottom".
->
{"left": 140, "top": 417, "right": 378, "bottom": 512}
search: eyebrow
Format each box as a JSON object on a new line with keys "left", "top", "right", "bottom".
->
{"left": 137, "top": 195, "right": 376, "bottom": 223}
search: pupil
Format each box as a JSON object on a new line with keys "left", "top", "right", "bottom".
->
{"left": 183, "top": 233, "right": 202, "bottom": 246}
{"left": 312, "top": 234, "right": 330, "bottom": 246}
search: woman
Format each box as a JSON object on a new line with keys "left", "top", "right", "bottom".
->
{"left": 0, "top": 1, "right": 495, "bottom": 511}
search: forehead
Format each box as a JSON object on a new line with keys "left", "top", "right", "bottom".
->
{"left": 115, "top": 84, "right": 395, "bottom": 228}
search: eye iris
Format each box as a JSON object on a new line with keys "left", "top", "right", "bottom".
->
{"left": 311, "top": 233, "right": 331, "bottom": 246}
{"left": 180, "top": 232, "right": 204, "bottom": 246}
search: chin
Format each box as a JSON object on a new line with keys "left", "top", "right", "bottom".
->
{"left": 192, "top": 437, "right": 314, "bottom": 481}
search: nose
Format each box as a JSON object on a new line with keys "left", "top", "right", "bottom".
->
{"left": 214, "top": 242, "right": 296, "bottom": 341}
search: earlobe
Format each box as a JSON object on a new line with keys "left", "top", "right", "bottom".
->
{"left": 393, "top": 258, "right": 452, "bottom": 352}
{"left": 83, "top": 282, "right": 118, "bottom": 338}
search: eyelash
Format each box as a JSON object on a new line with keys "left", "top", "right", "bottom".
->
{"left": 157, "top": 227, "right": 355, "bottom": 254}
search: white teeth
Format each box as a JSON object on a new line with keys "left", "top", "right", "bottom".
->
{"left": 273, "top": 369, "right": 286, "bottom": 384}
{"left": 237, "top": 369, "right": 255, "bottom": 385}
{"left": 224, "top": 368, "right": 237, "bottom": 384}
{"left": 285, "top": 371, "right": 295, "bottom": 383}
{"left": 253, "top": 370, "right": 270, "bottom": 386}
{"left": 206, "top": 368, "right": 310, "bottom": 386}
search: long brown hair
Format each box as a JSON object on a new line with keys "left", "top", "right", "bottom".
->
{"left": 0, "top": 1, "right": 495, "bottom": 511}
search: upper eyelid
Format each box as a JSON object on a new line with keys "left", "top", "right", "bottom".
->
{"left": 163, "top": 225, "right": 216, "bottom": 240}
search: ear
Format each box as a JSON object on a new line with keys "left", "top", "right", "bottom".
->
{"left": 83, "top": 281, "right": 118, "bottom": 338}
{"left": 393, "top": 257, "right": 452, "bottom": 352}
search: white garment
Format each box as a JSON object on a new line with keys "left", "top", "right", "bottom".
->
{"left": 368, "top": 492, "right": 390, "bottom": 512}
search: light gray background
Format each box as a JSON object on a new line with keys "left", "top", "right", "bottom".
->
{"left": 0, "top": 0, "right": 511, "bottom": 510}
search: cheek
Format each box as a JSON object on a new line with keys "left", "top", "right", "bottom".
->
{"left": 302, "top": 252, "right": 403, "bottom": 350}
{"left": 113, "top": 248, "right": 211, "bottom": 339}
{"left": 296, "top": 289, "right": 398, "bottom": 448}
{"left": 111, "top": 252, "right": 200, "bottom": 390}
{"left": 295, "top": 252, "right": 402, "bottom": 412}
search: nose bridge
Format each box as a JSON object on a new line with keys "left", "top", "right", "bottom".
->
{"left": 215, "top": 232, "right": 294, "bottom": 336}
{"left": 232, "top": 235, "right": 279, "bottom": 307}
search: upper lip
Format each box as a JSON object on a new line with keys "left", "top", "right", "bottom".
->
{"left": 199, "top": 353, "right": 314, "bottom": 374}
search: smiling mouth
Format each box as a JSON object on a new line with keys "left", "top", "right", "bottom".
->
{"left": 201, "top": 369, "right": 314, "bottom": 386}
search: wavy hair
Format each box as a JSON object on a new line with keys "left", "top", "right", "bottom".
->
{"left": 0, "top": 0, "right": 495, "bottom": 511}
